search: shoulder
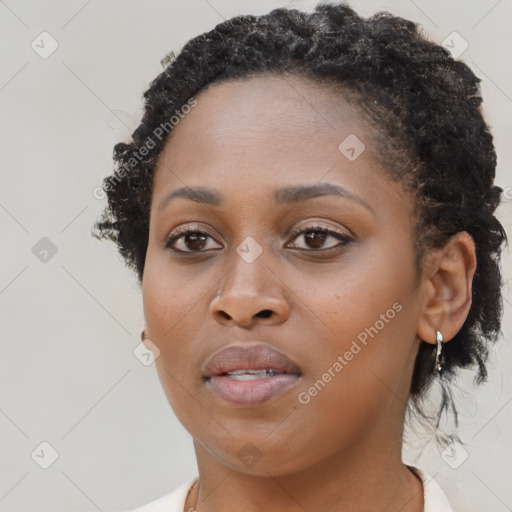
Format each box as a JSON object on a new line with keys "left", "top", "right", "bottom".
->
{"left": 407, "top": 465, "right": 454, "bottom": 512}
{"left": 127, "top": 477, "right": 198, "bottom": 512}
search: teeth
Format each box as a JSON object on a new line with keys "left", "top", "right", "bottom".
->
{"left": 224, "top": 369, "right": 281, "bottom": 380}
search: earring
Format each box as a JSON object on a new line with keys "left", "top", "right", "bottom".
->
{"left": 435, "top": 330, "right": 445, "bottom": 375}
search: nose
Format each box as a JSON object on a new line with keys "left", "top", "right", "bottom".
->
{"left": 209, "top": 259, "right": 291, "bottom": 328}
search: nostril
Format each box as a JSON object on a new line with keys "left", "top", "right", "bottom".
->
{"left": 256, "top": 309, "right": 273, "bottom": 319}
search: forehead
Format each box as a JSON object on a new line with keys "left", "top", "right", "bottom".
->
{"left": 153, "top": 76, "right": 408, "bottom": 216}
{"left": 153, "top": 74, "right": 380, "bottom": 190}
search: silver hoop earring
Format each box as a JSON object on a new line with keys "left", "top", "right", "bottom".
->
{"left": 435, "top": 330, "right": 445, "bottom": 375}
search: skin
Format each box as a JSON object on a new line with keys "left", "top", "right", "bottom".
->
{"left": 141, "top": 75, "right": 476, "bottom": 512}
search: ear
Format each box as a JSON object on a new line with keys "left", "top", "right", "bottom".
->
{"left": 417, "top": 232, "right": 477, "bottom": 344}
{"left": 140, "top": 327, "right": 152, "bottom": 350}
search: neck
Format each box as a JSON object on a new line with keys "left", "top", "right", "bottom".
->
{"left": 188, "top": 434, "right": 423, "bottom": 512}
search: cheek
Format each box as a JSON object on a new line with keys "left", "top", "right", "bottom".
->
{"left": 296, "top": 245, "right": 419, "bottom": 402}
{"left": 142, "top": 252, "right": 208, "bottom": 337}
{"left": 141, "top": 253, "right": 210, "bottom": 393}
{"left": 141, "top": 256, "right": 209, "bottom": 427}
{"left": 304, "top": 249, "right": 410, "bottom": 346}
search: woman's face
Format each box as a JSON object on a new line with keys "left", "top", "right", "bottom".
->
{"left": 142, "top": 75, "right": 425, "bottom": 476}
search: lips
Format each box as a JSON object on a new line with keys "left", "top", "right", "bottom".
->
{"left": 202, "top": 344, "right": 302, "bottom": 406}
{"left": 203, "top": 344, "right": 302, "bottom": 377}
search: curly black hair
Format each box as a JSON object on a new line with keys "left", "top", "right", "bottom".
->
{"left": 93, "top": 2, "right": 507, "bottom": 447}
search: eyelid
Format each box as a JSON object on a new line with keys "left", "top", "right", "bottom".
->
{"left": 287, "top": 220, "right": 352, "bottom": 240}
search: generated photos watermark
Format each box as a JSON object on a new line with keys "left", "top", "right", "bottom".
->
{"left": 93, "top": 97, "right": 198, "bottom": 200}
{"left": 297, "top": 301, "right": 403, "bottom": 405}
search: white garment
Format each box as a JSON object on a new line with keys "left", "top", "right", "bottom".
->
{"left": 128, "top": 465, "right": 454, "bottom": 512}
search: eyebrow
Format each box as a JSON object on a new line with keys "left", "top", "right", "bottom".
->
{"left": 157, "top": 182, "right": 373, "bottom": 214}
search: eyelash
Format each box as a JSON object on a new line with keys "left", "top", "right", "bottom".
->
{"left": 164, "top": 223, "right": 352, "bottom": 254}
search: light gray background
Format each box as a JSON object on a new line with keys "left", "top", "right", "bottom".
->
{"left": 0, "top": 0, "right": 511, "bottom": 510}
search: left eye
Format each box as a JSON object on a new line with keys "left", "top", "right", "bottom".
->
{"left": 286, "top": 227, "right": 351, "bottom": 250}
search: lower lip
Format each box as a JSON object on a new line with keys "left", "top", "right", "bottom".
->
{"left": 206, "top": 374, "right": 300, "bottom": 406}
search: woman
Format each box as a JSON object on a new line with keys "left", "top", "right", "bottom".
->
{"left": 94, "top": 2, "right": 506, "bottom": 511}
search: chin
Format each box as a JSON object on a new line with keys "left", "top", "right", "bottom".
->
{"left": 195, "top": 433, "right": 314, "bottom": 477}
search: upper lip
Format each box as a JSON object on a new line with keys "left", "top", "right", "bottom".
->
{"left": 202, "top": 343, "right": 302, "bottom": 378}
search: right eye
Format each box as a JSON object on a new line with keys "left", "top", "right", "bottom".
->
{"left": 165, "top": 227, "right": 223, "bottom": 253}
